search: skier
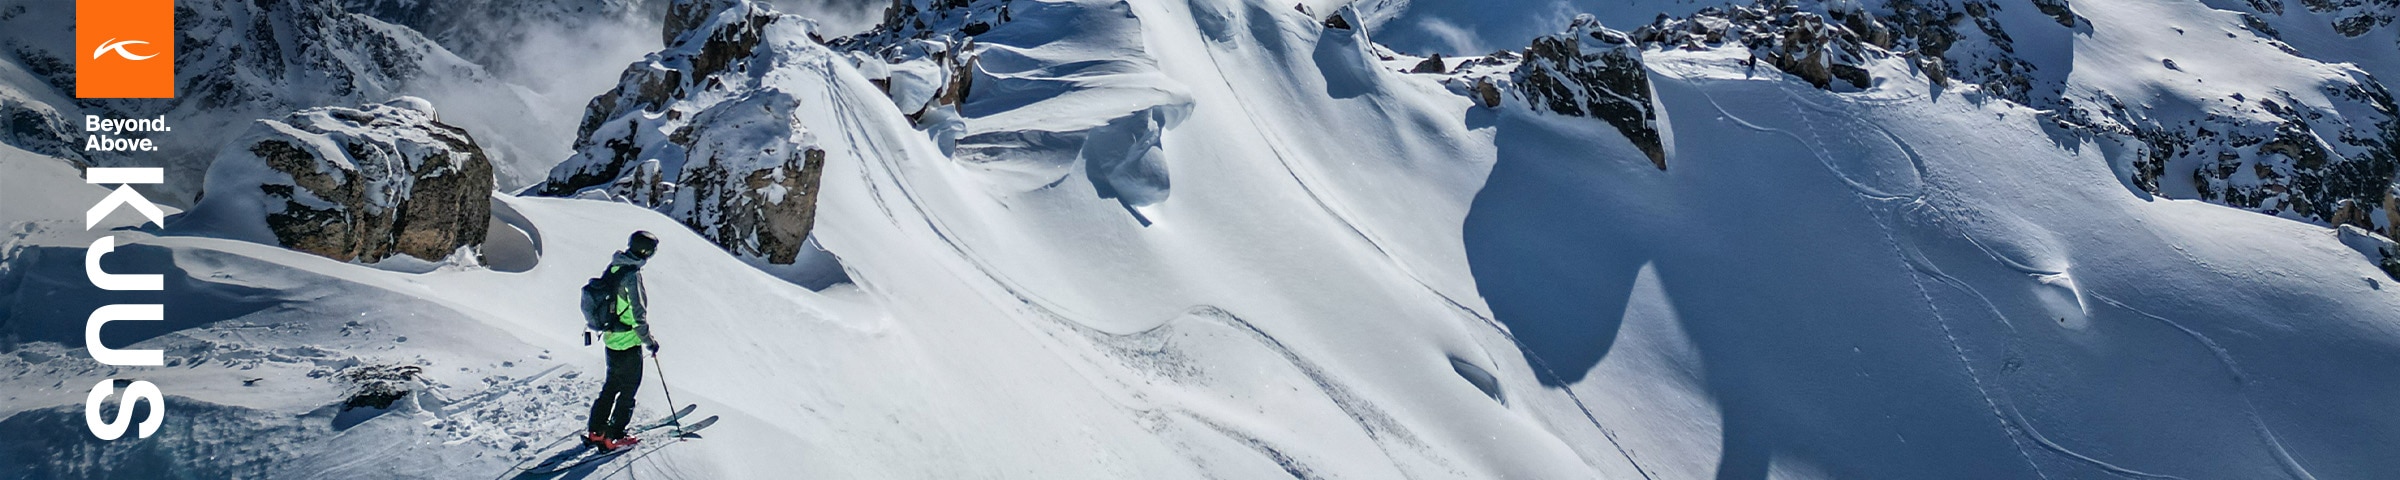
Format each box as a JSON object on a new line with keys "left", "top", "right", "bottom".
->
{"left": 585, "top": 231, "right": 662, "bottom": 451}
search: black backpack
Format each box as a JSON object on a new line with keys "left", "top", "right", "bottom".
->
{"left": 580, "top": 266, "right": 632, "bottom": 332}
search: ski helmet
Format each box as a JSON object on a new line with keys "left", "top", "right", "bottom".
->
{"left": 628, "top": 231, "right": 659, "bottom": 259}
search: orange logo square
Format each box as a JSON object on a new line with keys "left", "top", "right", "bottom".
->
{"left": 76, "top": 0, "right": 175, "bottom": 98}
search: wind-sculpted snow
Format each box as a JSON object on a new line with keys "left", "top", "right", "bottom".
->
{"left": 841, "top": 0, "right": 1194, "bottom": 214}
{"left": 1467, "top": 41, "right": 2400, "bottom": 477}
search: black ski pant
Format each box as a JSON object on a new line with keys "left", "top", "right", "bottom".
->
{"left": 587, "top": 347, "right": 643, "bottom": 438}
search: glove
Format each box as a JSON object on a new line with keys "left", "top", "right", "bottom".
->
{"left": 647, "top": 341, "right": 661, "bottom": 353}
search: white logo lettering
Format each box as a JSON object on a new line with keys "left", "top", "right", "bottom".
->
{"left": 92, "top": 38, "right": 157, "bottom": 61}
{"left": 89, "top": 304, "right": 165, "bottom": 366}
{"left": 86, "top": 380, "right": 165, "bottom": 440}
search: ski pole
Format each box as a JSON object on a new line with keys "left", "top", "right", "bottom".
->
{"left": 651, "top": 349, "right": 681, "bottom": 424}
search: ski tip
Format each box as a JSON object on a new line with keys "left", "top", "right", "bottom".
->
{"left": 675, "top": 415, "right": 722, "bottom": 437}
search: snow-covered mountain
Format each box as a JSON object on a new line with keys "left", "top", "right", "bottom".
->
{"left": 5, "top": 0, "right": 2400, "bottom": 478}
{"left": 0, "top": 0, "right": 578, "bottom": 203}
{"left": 334, "top": 0, "right": 664, "bottom": 76}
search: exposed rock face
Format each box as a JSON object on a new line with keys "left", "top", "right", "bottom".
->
{"left": 1516, "top": 15, "right": 1665, "bottom": 169}
{"left": 193, "top": 97, "right": 493, "bottom": 264}
{"left": 0, "top": 91, "right": 79, "bottom": 162}
{"left": 1631, "top": 5, "right": 1886, "bottom": 91}
{"left": 0, "top": 0, "right": 556, "bottom": 203}
{"left": 1410, "top": 54, "right": 1447, "bottom": 74}
{"left": 2270, "top": 0, "right": 2398, "bottom": 37}
{"left": 666, "top": 92, "right": 828, "bottom": 265}
{"left": 2030, "top": 0, "right": 2078, "bottom": 27}
{"left": 537, "top": 0, "right": 782, "bottom": 197}
{"left": 2176, "top": 85, "right": 2399, "bottom": 232}
{"left": 532, "top": 0, "right": 831, "bottom": 266}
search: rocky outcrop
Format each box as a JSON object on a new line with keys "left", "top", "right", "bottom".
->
{"left": 665, "top": 92, "right": 828, "bottom": 265}
{"left": 1516, "top": 15, "right": 1665, "bottom": 169}
{"left": 532, "top": 0, "right": 831, "bottom": 266}
{"left": 834, "top": 0, "right": 1010, "bottom": 127}
{"left": 2260, "top": 0, "right": 2399, "bottom": 37}
{"left": 1629, "top": 4, "right": 1890, "bottom": 91}
{"left": 2031, "top": 0, "right": 2079, "bottom": 27}
{"left": 192, "top": 97, "right": 493, "bottom": 264}
{"left": 537, "top": 0, "right": 784, "bottom": 198}
{"left": 1411, "top": 54, "right": 1448, "bottom": 74}
{"left": 0, "top": 91, "right": 80, "bottom": 163}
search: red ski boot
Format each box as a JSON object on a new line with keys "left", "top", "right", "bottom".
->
{"left": 600, "top": 435, "right": 642, "bottom": 451}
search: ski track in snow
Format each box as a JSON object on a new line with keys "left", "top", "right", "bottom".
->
{"left": 1183, "top": 16, "right": 1658, "bottom": 479}
{"left": 2087, "top": 293, "right": 2318, "bottom": 480}
{"left": 1693, "top": 73, "right": 2331, "bottom": 480}
{"left": 1302, "top": 32, "right": 1668, "bottom": 480}
{"left": 820, "top": 45, "right": 1453, "bottom": 477}
{"left": 1694, "top": 82, "right": 2052, "bottom": 479}
{"left": 1188, "top": 413, "right": 1322, "bottom": 480}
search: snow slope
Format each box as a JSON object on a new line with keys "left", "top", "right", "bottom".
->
{"left": 1473, "top": 44, "right": 2400, "bottom": 478}
{"left": 5, "top": 0, "right": 2400, "bottom": 478}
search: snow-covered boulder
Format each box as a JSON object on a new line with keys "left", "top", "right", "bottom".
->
{"left": 189, "top": 97, "right": 493, "bottom": 265}
{"left": 532, "top": 0, "right": 831, "bottom": 267}
{"left": 666, "top": 92, "right": 828, "bottom": 265}
{"left": 1515, "top": 15, "right": 1666, "bottom": 169}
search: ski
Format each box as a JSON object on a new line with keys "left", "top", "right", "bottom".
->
{"left": 521, "top": 415, "right": 720, "bottom": 476}
{"left": 631, "top": 404, "right": 699, "bottom": 433}
{"left": 665, "top": 415, "right": 718, "bottom": 438}
{"left": 505, "top": 404, "right": 699, "bottom": 477}
{"left": 591, "top": 416, "right": 722, "bottom": 478}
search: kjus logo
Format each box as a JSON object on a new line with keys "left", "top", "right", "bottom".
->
{"left": 75, "top": 0, "right": 175, "bottom": 98}
{"left": 92, "top": 38, "right": 160, "bottom": 61}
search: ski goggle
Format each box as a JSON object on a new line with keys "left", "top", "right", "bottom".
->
{"left": 630, "top": 245, "right": 655, "bottom": 259}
